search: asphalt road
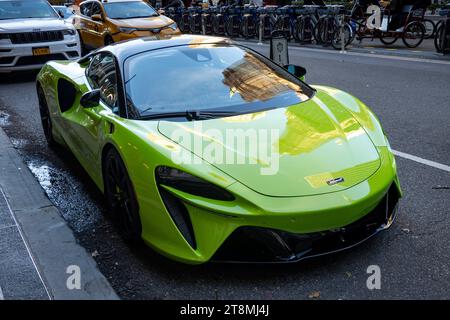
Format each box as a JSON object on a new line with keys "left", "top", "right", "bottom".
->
{"left": 0, "top": 45, "right": 449, "bottom": 299}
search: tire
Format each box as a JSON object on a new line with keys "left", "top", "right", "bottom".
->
{"left": 315, "top": 18, "right": 325, "bottom": 44}
{"left": 103, "top": 148, "right": 142, "bottom": 242}
{"left": 380, "top": 34, "right": 399, "bottom": 45}
{"left": 402, "top": 21, "right": 425, "bottom": 48}
{"left": 241, "top": 17, "right": 249, "bottom": 38}
{"left": 37, "top": 86, "right": 58, "bottom": 149}
{"left": 225, "top": 18, "right": 234, "bottom": 37}
{"left": 434, "top": 23, "right": 444, "bottom": 52}
{"left": 104, "top": 35, "right": 114, "bottom": 46}
{"left": 332, "top": 23, "right": 353, "bottom": 50}
{"left": 422, "top": 19, "right": 436, "bottom": 39}
{"left": 77, "top": 30, "right": 89, "bottom": 56}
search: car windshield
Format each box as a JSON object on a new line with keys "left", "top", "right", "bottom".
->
{"left": 103, "top": 1, "right": 158, "bottom": 19}
{"left": 0, "top": 0, "right": 58, "bottom": 20}
{"left": 53, "top": 6, "right": 73, "bottom": 18}
{"left": 124, "top": 44, "right": 314, "bottom": 118}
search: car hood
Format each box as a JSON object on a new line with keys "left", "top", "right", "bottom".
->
{"left": 157, "top": 88, "right": 381, "bottom": 197}
{"left": 0, "top": 18, "right": 72, "bottom": 33}
{"left": 111, "top": 15, "right": 173, "bottom": 29}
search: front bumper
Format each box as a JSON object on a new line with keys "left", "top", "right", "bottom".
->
{"left": 0, "top": 35, "right": 80, "bottom": 72}
{"left": 139, "top": 146, "right": 401, "bottom": 264}
{"left": 212, "top": 184, "right": 400, "bottom": 263}
{"left": 112, "top": 28, "right": 182, "bottom": 43}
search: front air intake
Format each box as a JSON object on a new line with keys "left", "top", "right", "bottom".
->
{"left": 158, "top": 187, "right": 197, "bottom": 249}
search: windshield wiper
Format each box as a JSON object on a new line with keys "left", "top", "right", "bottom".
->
{"left": 135, "top": 110, "right": 238, "bottom": 121}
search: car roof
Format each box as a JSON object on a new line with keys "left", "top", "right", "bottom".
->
{"left": 99, "top": 35, "right": 232, "bottom": 62}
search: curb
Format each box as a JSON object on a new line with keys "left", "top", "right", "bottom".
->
{"left": 235, "top": 38, "right": 450, "bottom": 62}
{"left": 0, "top": 127, "right": 119, "bottom": 300}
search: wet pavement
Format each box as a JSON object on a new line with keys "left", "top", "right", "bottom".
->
{"left": 0, "top": 44, "right": 449, "bottom": 299}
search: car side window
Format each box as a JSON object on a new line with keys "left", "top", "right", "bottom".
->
{"left": 80, "top": 2, "right": 92, "bottom": 17}
{"left": 91, "top": 2, "right": 102, "bottom": 16}
{"left": 87, "top": 53, "right": 118, "bottom": 109}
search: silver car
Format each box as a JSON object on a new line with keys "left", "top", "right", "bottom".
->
{"left": 0, "top": 0, "right": 81, "bottom": 72}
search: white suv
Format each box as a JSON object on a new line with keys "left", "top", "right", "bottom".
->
{"left": 0, "top": 0, "right": 81, "bottom": 72}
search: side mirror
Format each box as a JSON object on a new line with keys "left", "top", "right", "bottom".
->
{"left": 58, "top": 9, "right": 65, "bottom": 18}
{"left": 284, "top": 64, "right": 307, "bottom": 81}
{"left": 80, "top": 89, "right": 100, "bottom": 108}
{"left": 91, "top": 14, "right": 103, "bottom": 22}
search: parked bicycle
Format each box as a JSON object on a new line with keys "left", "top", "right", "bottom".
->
{"left": 434, "top": 6, "right": 450, "bottom": 53}
{"left": 241, "top": 5, "right": 258, "bottom": 39}
{"left": 336, "top": 1, "right": 426, "bottom": 49}
{"left": 188, "top": 6, "right": 203, "bottom": 34}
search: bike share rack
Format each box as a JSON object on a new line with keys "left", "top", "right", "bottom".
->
{"left": 438, "top": 9, "right": 450, "bottom": 54}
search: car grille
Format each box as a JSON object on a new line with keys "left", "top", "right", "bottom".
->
{"left": 9, "top": 31, "right": 64, "bottom": 44}
{"left": 212, "top": 184, "right": 400, "bottom": 263}
{"left": 16, "top": 54, "right": 66, "bottom": 66}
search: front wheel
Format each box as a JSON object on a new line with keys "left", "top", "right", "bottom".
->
{"left": 402, "top": 21, "right": 425, "bottom": 48}
{"left": 422, "top": 19, "right": 436, "bottom": 39}
{"left": 37, "top": 86, "right": 58, "bottom": 149}
{"left": 104, "top": 35, "right": 114, "bottom": 46}
{"left": 103, "top": 148, "right": 142, "bottom": 242}
{"left": 434, "top": 22, "right": 444, "bottom": 52}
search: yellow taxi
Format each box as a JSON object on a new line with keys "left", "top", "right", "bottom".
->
{"left": 74, "top": 0, "right": 181, "bottom": 51}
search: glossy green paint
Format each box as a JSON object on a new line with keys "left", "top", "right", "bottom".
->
{"left": 36, "top": 60, "right": 401, "bottom": 264}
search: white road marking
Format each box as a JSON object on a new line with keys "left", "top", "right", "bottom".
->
{"left": 0, "top": 188, "right": 52, "bottom": 300}
{"left": 236, "top": 41, "right": 450, "bottom": 65}
{"left": 0, "top": 285, "right": 4, "bottom": 300}
{"left": 393, "top": 150, "right": 450, "bottom": 173}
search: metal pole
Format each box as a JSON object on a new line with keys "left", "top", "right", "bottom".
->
{"left": 258, "top": 15, "right": 263, "bottom": 45}
{"left": 340, "top": 13, "right": 346, "bottom": 54}
{"left": 202, "top": 14, "right": 206, "bottom": 35}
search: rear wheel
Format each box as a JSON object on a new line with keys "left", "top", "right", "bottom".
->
{"left": 402, "top": 21, "right": 425, "bottom": 48}
{"left": 103, "top": 148, "right": 142, "bottom": 242}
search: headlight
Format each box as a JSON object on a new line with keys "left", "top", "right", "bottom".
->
{"left": 166, "top": 22, "right": 178, "bottom": 31}
{"left": 62, "top": 29, "right": 76, "bottom": 36}
{"left": 119, "top": 27, "right": 137, "bottom": 34}
{"left": 156, "top": 166, "right": 235, "bottom": 201}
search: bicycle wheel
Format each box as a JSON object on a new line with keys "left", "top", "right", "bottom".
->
{"left": 332, "top": 23, "right": 353, "bottom": 50}
{"left": 292, "top": 19, "right": 299, "bottom": 41}
{"left": 422, "top": 19, "right": 436, "bottom": 39}
{"left": 247, "top": 18, "right": 257, "bottom": 38}
{"left": 434, "top": 23, "right": 444, "bottom": 52}
{"left": 380, "top": 34, "right": 399, "bottom": 45}
{"left": 225, "top": 18, "right": 235, "bottom": 37}
{"left": 315, "top": 18, "right": 325, "bottom": 44}
{"left": 402, "top": 21, "right": 425, "bottom": 48}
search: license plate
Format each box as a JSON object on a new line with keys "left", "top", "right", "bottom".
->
{"left": 32, "top": 47, "right": 50, "bottom": 56}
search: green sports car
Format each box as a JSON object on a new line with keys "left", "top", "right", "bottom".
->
{"left": 36, "top": 35, "right": 401, "bottom": 264}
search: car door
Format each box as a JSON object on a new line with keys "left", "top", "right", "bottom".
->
{"left": 76, "top": 1, "right": 94, "bottom": 48}
{"left": 77, "top": 1, "right": 105, "bottom": 49}
{"left": 61, "top": 52, "right": 120, "bottom": 184}
{"left": 89, "top": 1, "right": 107, "bottom": 48}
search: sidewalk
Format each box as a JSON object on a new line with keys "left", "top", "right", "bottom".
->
{"left": 0, "top": 127, "right": 118, "bottom": 300}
